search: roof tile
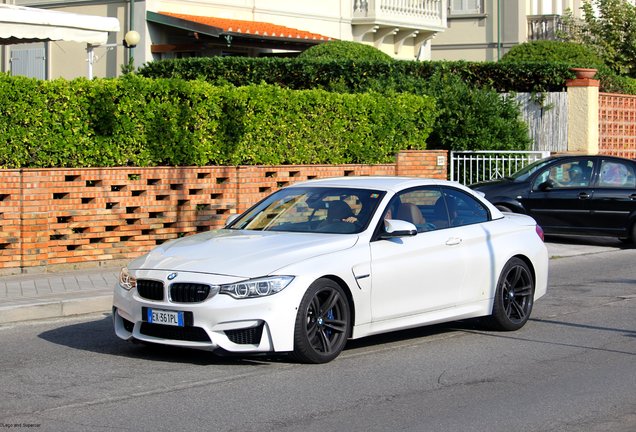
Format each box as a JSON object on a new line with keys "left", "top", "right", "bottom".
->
{"left": 159, "top": 12, "right": 333, "bottom": 41}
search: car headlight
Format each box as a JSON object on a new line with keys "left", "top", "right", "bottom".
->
{"left": 119, "top": 267, "right": 137, "bottom": 291}
{"left": 219, "top": 276, "right": 294, "bottom": 299}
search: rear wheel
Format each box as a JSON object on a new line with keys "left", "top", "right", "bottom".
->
{"left": 485, "top": 257, "right": 534, "bottom": 331}
{"left": 495, "top": 204, "right": 513, "bottom": 213}
{"left": 292, "top": 279, "right": 350, "bottom": 364}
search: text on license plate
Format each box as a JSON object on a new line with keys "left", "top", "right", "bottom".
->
{"left": 147, "top": 309, "right": 184, "bottom": 327}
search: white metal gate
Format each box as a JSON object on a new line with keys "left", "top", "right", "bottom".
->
{"left": 450, "top": 150, "right": 550, "bottom": 185}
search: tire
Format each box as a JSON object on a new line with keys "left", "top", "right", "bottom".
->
{"left": 619, "top": 222, "right": 636, "bottom": 244}
{"left": 292, "top": 278, "right": 350, "bottom": 364}
{"left": 495, "top": 204, "right": 513, "bottom": 213}
{"left": 485, "top": 257, "right": 534, "bottom": 331}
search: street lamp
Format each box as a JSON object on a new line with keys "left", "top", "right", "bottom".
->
{"left": 123, "top": 30, "right": 140, "bottom": 48}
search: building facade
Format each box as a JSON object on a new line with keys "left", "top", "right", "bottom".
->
{"left": 2, "top": 0, "right": 447, "bottom": 79}
{"left": 431, "top": 0, "right": 587, "bottom": 61}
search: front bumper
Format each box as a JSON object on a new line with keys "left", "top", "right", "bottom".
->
{"left": 112, "top": 269, "right": 303, "bottom": 354}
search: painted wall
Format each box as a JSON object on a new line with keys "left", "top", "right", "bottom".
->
{"left": 431, "top": 0, "right": 586, "bottom": 61}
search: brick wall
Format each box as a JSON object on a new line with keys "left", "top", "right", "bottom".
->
{"left": 0, "top": 150, "right": 447, "bottom": 273}
{"left": 599, "top": 92, "right": 636, "bottom": 158}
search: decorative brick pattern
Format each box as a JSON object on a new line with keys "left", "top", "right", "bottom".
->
{"left": 0, "top": 151, "right": 447, "bottom": 272}
{"left": 599, "top": 92, "right": 636, "bottom": 158}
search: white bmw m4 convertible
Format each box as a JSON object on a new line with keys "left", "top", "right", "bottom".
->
{"left": 113, "top": 177, "right": 548, "bottom": 363}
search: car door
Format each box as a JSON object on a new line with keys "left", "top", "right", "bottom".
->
{"left": 369, "top": 186, "right": 490, "bottom": 322}
{"left": 522, "top": 158, "right": 595, "bottom": 233}
{"left": 588, "top": 158, "right": 636, "bottom": 236}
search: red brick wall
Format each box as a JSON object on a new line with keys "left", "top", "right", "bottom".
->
{"left": 0, "top": 150, "right": 447, "bottom": 273}
{"left": 599, "top": 92, "right": 636, "bottom": 158}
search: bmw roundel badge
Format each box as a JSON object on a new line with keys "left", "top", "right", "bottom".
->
{"left": 167, "top": 272, "right": 178, "bottom": 281}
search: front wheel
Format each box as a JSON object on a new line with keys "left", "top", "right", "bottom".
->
{"left": 292, "top": 279, "right": 350, "bottom": 364}
{"left": 619, "top": 222, "right": 636, "bottom": 244}
{"left": 485, "top": 257, "right": 535, "bottom": 331}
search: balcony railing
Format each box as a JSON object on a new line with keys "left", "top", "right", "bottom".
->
{"left": 353, "top": 0, "right": 445, "bottom": 28}
{"left": 527, "top": 14, "right": 563, "bottom": 41}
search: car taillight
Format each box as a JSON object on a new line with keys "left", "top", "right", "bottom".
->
{"left": 535, "top": 225, "right": 545, "bottom": 242}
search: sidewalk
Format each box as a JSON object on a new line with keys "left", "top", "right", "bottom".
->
{"left": 0, "top": 239, "right": 625, "bottom": 325}
{"left": 0, "top": 266, "right": 119, "bottom": 325}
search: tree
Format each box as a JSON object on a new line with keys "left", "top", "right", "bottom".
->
{"left": 560, "top": 0, "right": 636, "bottom": 77}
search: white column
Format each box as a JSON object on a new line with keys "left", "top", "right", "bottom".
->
{"left": 87, "top": 44, "right": 94, "bottom": 80}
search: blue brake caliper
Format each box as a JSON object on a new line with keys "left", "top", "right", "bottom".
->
{"left": 325, "top": 309, "right": 335, "bottom": 337}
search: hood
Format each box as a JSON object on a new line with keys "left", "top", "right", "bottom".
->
{"left": 469, "top": 177, "right": 527, "bottom": 200}
{"left": 469, "top": 177, "right": 514, "bottom": 190}
{"left": 129, "top": 229, "right": 358, "bottom": 278}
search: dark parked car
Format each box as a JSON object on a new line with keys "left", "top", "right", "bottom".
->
{"left": 470, "top": 155, "right": 636, "bottom": 243}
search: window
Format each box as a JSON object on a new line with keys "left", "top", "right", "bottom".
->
{"left": 229, "top": 187, "right": 385, "bottom": 234}
{"left": 441, "top": 188, "right": 489, "bottom": 227}
{"left": 385, "top": 186, "right": 488, "bottom": 232}
{"left": 450, "top": 0, "right": 482, "bottom": 15}
{"left": 386, "top": 188, "right": 441, "bottom": 232}
{"left": 533, "top": 159, "right": 594, "bottom": 190}
{"left": 599, "top": 160, "right": 636, "bottom": 188}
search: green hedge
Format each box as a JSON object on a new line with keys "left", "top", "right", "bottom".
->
{"left": 138, "top": 57, "right": 636, "bottom": 95}
{"left": 138, "top": 57, "right": 579, "bottom": 92}
{"left": 0, "top": 74, "right": 437, "bottom": 168}
{"left": 298, "top": 40, "right": 393, "bottom": 61}
{"left": 501, "top": 41, "right": 605, "bottom": 67}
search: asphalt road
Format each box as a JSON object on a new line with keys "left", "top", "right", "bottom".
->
{"left": 0, "top": 243, "right": 634, "bottom": 432}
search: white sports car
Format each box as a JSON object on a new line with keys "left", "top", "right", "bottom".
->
{"left": 113, "top": 177, "right": 548, "bottom": 363}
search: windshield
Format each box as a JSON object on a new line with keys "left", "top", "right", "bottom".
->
{"left": 508, "top": 158, "right": 554, "bottom": 181}
{"left": 227, "top": 187, "right": 386, "bottom": 234}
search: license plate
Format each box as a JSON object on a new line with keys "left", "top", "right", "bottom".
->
{"left": 147, "top": 308, "right": 184, "bottom": 327}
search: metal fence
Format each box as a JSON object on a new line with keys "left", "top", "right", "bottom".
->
{"left": 450, "top": 151, "right": 551, "bottom": 185}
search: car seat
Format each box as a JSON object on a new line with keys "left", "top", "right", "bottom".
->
{"left": 326, "top": 200, "right": 353, "bottom": 221}
{"left": 396, "top": 203, "right": 425, "bottom": 225}
{"left": 430, "top": 198, "right": 449, "bottom": 228}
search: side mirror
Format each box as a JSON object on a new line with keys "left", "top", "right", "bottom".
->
{"left": 225, "top": 214, "right": 240, "bottom": 227}
{"left": 538, "top": 180, "right": 555, "bottom": 191}
{"left": 380, "top": 219, "right": 417, "bottom": 239}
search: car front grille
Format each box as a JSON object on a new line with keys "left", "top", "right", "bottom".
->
{"left": 225, "top": 324, "right": 264, "bottom": 345}
{"left": 137, "top": 280, "right": 164, "bottom": 301}
{"left": 170, "top": 283, "right": 212, "bottom": 303}
{"left": 139, "top": 323, "right": 211, "bottom": 343}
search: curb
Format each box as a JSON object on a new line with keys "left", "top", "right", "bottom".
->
{"left": 0, "top": 294, "right": 113, "bottom": 325}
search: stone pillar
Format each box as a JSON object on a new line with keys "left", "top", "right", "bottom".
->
{"left": 566, "top": 68, "right": 600, "bottom": 154}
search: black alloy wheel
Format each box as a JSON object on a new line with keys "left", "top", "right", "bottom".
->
{"left": 292, "top": 279, "right": 350, "bottom": 364}
{"left": 486, "top": 257, "right": 535, "bottom": 331}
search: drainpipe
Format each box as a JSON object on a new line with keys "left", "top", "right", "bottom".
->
{"left": 129, "top": 0, "right": 135, "bottom": 65}
{"left": 497, "top": 0, "right": 501, "bottom": 60}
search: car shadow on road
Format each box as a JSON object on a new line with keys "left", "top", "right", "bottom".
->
{"left": 37, "top": 314, "right": 283, "bottom": 366}
{"left": 344, "top": 320, "right": 480, "bottom": 352}
{"left": 38, "top": 313, "right": 486, "bottom": 366}
{"left": 545, "top": 234, "right": 634, "bottom": 249}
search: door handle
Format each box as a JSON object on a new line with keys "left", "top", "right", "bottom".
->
{"left": 578, "top": 192, "right": 591, "bottom": 200}
{"left": 446, "top": 237, "right": 462, "bottom": 246}
{"left": 630, "top": 194, "right": 636, "bottom": 201}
